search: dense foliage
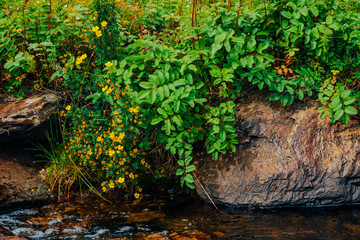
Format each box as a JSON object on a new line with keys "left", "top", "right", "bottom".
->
{"left": 2, "top": 0, "right": 360, "bottom": 198}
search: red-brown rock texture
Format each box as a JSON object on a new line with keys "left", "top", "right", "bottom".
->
{"left": 0, "top": 145, "right": 53, "bottom": 212}
{"left": 0, "top": 94, "right": 58, "bottom": 143}
{"left": 195, "top": 95, "right": 360, "bottom": 207}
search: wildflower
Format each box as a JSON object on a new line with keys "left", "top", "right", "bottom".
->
{"left": 109, "top": 181, "right": 115, "bottom": 188}
{"left": 128, "top": 106, "right": 139, "bottom": 114}
{"left": 134, "top": 193, "right": 140, "bottom": 199}
{"left": 65, "top": 105, "right": 71, "bottom": 111}
{"left": 102, "top": 186, "right": 107, "bottom": 192}
{"left": 105, "top": 61, "right": 113, "bottom": 67}
{"left": 109, "top": 149, "right": 115, "bottom": 157}
{"left": 96, "top": 30, "right": 102, "bottom": 38}
{"left": 129, "top": 172, "right": 134, "bottom": 179}
{"left": 76, "top": 58, "right": 83, "bottom": 65}
{"left": 117, "top": 177, "right": 125, "bottom": 183}
{"left": 92, "top": 26, "right": 100, "bottom": 32}
{"left": 102, "top": 86, "right": 108, "bottom": 92}
{"left": 101, "top": 21, "right": 108, "bottom": 27}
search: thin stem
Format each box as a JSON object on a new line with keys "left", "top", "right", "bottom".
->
{"left": 22, "top": 0, "right": 29, "bottom": 52}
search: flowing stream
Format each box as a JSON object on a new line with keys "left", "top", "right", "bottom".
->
{"left": 2, "top": 193, "right": 360, "bottom": 239}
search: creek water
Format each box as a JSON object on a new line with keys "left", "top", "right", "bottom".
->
{"left": 2, "top": 192, "right": 360, "bottom": 239}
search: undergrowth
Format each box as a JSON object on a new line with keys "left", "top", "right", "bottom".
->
{"left": 3, "top": 0, "right": 360, "bottom": 199}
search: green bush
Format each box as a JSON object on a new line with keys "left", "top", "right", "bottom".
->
{"left": 12, "top": 0, "right": 360, "bottom": 197}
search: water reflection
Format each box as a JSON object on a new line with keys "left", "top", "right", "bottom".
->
{"left": 1, "top": 193, "right": 360, "bottom": 239}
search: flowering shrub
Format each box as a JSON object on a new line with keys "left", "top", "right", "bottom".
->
{"left": 11, "top": 0, "right": 360, "bottom": 198}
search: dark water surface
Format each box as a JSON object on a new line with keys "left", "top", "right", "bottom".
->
{"left": 1, "top": 193, "right": 360, "bottom": 239}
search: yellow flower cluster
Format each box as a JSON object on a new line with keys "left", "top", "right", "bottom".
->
{"left": 102, "top": 85, "right": 113, "bottom": 96}
{"left": 76, "top": 53, "right": 87, "bottom": 65}
{"left": 128, "top": 106, "right": 139, "bottom": 114}
{"left": 92, "top": 26, "right": 102, "bottom": 38}
{"left": 13, "top": 29, "right": 22, "bottom": 33}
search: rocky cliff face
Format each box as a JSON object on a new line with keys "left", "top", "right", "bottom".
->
{"left": 195, "top": 95, "right": 360, "bottom": 207}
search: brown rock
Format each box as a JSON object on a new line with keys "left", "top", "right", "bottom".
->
{"left": 145, "top": 233, "right": 169, "bottom": 240}
{"left": 0, "top": 94, "right": 59, "bottom": 143}
{"left": 0, "top": 146, "right": 53, "bottom": 212}
{"left": 195, "top": 95, "right": 360, "bottom": 207}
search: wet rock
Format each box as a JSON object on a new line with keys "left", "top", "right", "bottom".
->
{"left": 0, "top": 146, "right": 53, "bottom": 212}
{"left": 0, "top": 226, "right": 29, "bottom": 240}
{"left": 0, "top": 94, "right": 59, "bottom": 143}
{"left": 195, "top": 94, "right": 360, "bottom": 207}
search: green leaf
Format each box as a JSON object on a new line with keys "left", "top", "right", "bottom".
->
{"left": 269, "top": 92, "right": 281, "bottom": 101}
{"left": 345, "top": 106, "right": 358, "bottom": 115}
{"left": 157, "top": 107, "right": 168, "bottom": 118}
{"left": 298, "top": 89, "right": 304, "bottom": 100}
{"left": 176, "top": 168, "right": 185, "bottom": 176}
{"left": 326, "top": 15, "right": 333, "bottom": 25}
{"left": 309, "top": 5, "right": 319, "bottom": 16}
{"left": 185, "top": 165, "right": 196, "bottom": 173}
{"left": 184, "top": 156, "right": 192, "bottom": 165}
{"left": 150, "top": 90, "right": 157, "bottom": 104}
{"left": 212, "top": 151, "right": 218, "bottom": 160}
{"left": 151, "top": 118, "right": 163, "bottom": 125}
{"left": 342, "top": 114, "right": 350, "bottom": 125}
{"left": 184, "top": 174, "right": 194, "bottom": 183}
{"left": 343, "top": 96, "right": 356, "bottom": 105}
{"left": 185, "top": 181, "right": 196, "bottom": 189}
{"left": 172, "top": 115, "right": 183, "bottom": 126}
{"left": 177, "top": 160, "right": 185, "bottom": 166}
{"left": 341, "top": 90, "right": 351, "bottom": 98}
{"left": 139, "top": 82, "right": 154, "bottom": 89}
{"left": 334, "top": 109, "right": 344, "bottom": 121}
{"left": 165, "top": 119, "right": 171, "bottom": 135}
{"left": 281, "top": 11, "right": 292, "bottom": 19}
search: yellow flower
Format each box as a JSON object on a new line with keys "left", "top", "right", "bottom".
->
{"left": 128, "top": 106, "right": 140, "bottom": 114}
{"left": 96, "top": 30, "right": 102, "bottom": 38}
{"left": 105, "top": 61, "right": 113, "bottom": 67}
{"left": 108, "top": 149, "right": 115, "bottom": 157}
{"left": 76, "top": 58, "right": 83, "bottom": 65}
{"left": 81, "top": 53, "right": 87, "bottom": 59}
{"left": 65, "top": 105, "right": 71, "bottom": 111}
{"left": 109, "top": 181, "right": 115, "bottom": 188}
{"left": 102, "top": 186, "right": 107, "bottom": 192}
{"left": 92, "top": 26, "right": 100, "bottom": 32}
{"left": 129, "top": 172, "right": 134, "bottom": 179}
{"left": 117, "top": 177, "right": 125, "bottom": 184}
{"left": 101, "top": 21, "right": 108, "bottom": 27}
{"left": 134, "top": 193, "right": 140, "bottom": 199}
{"left": 102, "top": 86, "right": 108, "bottom": 92}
